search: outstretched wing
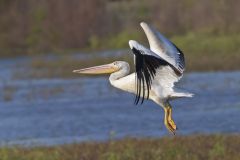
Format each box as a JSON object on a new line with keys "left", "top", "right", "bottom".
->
{"left": 129, "top": 40, "right": 178, "bottom": 104}
{"left": 140, "top": 22, "right": 185, "bottom": 75}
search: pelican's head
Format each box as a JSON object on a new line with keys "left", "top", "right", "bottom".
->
{"left": 73, "top": 61, "right": 128, "bottom": 75}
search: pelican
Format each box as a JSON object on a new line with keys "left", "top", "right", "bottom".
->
{"left": 73, "top": 22, "right": 193, "bottom": 134}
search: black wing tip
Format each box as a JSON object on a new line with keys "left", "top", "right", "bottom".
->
{"left": 131, "top": 48, "right": 168, "bottom": 105}
{"left": 171, "top": 42, "right": 185, "bottom": 65}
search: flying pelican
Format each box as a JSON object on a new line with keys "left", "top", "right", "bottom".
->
{"left": 73, "top": 22, "right": 193, "bottom": 134}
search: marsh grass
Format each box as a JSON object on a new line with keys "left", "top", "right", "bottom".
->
{"left": 172, "top": 33, "right": 240, "bottom": 72}
{"left": 0, "top": 135, "right": 239, "bottom": 160}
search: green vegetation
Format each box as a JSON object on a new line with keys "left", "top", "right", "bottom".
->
{"left": 172, "top": 33, "right": 240, "bottom": 56}
{"left": 0, "top": 135, "right": 239, "bottom": 160}
{"left": 88, "top": 30, "right": 142, "bottom": 50}
{"left": 172, "top": 33, "right": 240, "bottom": 71}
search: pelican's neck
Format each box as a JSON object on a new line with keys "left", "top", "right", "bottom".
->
{"left": 109, "top": 62, "right": 136, "bottom": 94}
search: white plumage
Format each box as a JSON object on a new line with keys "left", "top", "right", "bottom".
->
{"left": 73, "top": 22, "right": 193, "bottom": 134}
{"left": 140, "top": 22, "right": 185, "bottom": 73}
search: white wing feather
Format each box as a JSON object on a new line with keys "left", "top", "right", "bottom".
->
{"left": 129, "top": 40, "right": 162, "bottom": 59}
{"left": 129, "top": 40, "right": 184, "bottom": 100}
{"left": 129, "top": 40, "right": 182, "bottom": 86}
{"left": 140, "top": 22, "right": 185, "bottom": 74}
{"left": 151, "top": 66, "right": 181, "bottom": 98}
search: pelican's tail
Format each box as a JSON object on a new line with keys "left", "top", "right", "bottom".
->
{"left": 170, "top": 91, "right": 194, "bottom": 99}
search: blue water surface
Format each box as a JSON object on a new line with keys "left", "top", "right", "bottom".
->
{"left": 0, "top": 55, "right": 240, "bottom": 146}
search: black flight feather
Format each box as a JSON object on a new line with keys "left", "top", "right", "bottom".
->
{"left": 131, "top": 47, "right": 169, "bottom": 105}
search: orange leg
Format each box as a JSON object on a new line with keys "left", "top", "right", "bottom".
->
{"left": 163, "top": 104, "right": 177, "bottom": 134}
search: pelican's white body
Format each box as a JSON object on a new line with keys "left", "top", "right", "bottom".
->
{"left": 109, "top": 61, "right": 192, "bottom": 107}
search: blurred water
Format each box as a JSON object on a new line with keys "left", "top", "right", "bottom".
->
{"left": 0, "top": 56, "right": 240, "bottom": 146}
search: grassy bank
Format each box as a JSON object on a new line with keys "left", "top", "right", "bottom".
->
{"left": 172, "top": 33, "right": 240, "bottom": 72}
{"left": 11, "top": 33, "right": 240, "bottom": 79}
{"left": 0, "top": 135, "right": 239, "bottom": 160}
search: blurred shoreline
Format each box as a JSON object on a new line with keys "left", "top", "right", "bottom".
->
{"left": 1, "top": 48, "right": 239, "bottom": 80}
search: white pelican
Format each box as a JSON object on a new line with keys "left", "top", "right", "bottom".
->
{"left": 73, "top": 22, "right": 193, "bottom": 134}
